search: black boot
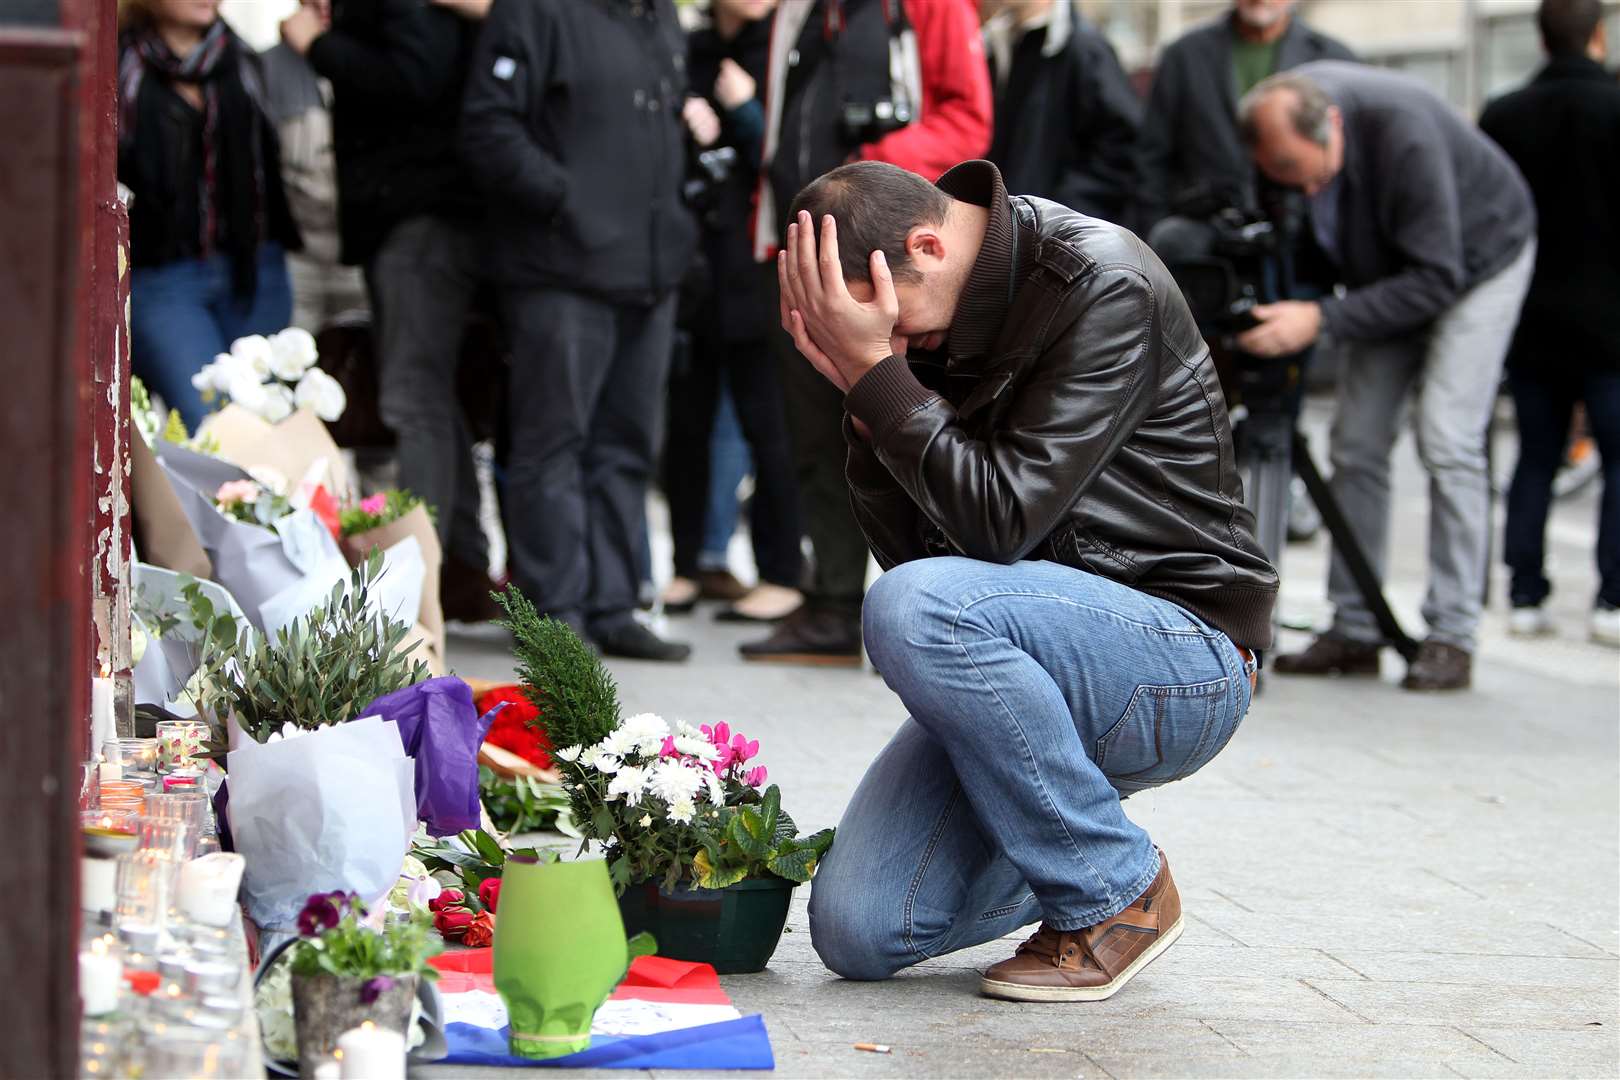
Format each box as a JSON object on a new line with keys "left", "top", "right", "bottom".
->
{"left": 738, "top": 603, "right": 862, "bottom": 667}
{"left": 593, "top": 619, "right": 691, "bottom": 663}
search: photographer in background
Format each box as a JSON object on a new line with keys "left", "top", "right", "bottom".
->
{"left": 460, "top": 0, "right": 698, "bottom": 662}
{"left": 1480, "top": 0, "right": 1620, "bottom": 649}
{"left": 979, "top": 0, "right": 1140, "bottom": 222}
{"left": 1239, "top": 64, "right": 1537, "bottom": 691}
{"left": 741, "top": 0, "right": 992, "bottom": 667}
{"left": 663, "top": 0, "right": 806, "bottom": 625}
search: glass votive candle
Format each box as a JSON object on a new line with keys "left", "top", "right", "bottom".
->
{"left": 82, "top": 808, "right": 140, "bottom": 835}
{"left": 155, "top": 720, "right": 209, "bottom": 773}
{"left": 115, "top": 853, "right": 172, "bottom": 928}
{"left": 114, "top": 737, "right": 162, "bottom": 773}
{"left": 136, "top": 816, "right": 194, "bottom": 860}
{"left": 146, "top": 791, "right": 210, "bottom": 838}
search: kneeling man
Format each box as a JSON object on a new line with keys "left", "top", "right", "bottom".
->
{"left": 784, "top": 160, "right": 1278, "bottom": 1001}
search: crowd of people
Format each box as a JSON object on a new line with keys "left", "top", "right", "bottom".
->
{"left": 116, "top": 0, "right": 1618, "bottom": 683}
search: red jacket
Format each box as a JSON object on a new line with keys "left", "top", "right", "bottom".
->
{"left": 858, "top": 0, "right": 992, "bottom": 179}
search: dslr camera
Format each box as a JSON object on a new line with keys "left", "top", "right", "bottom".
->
{"left": 840, "top": 98, "right": 912, "bottom": 144}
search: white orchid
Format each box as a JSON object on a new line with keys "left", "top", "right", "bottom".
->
{"left": 293, "top": 366, "right": 347, "bottom": 422}
{"left": 608, "top": 764, "right": 649, "bottom": 807}
{"left": 223, "top": 367, "right": 271, "bottom": 416}
{"left": 268, "top": 327, "right": 319, "bottom": 380}
{"left": 258, "top": 382, "right": 295, "bottom": 423}
{"left": 229, "top": 334, "right": 276, "bottom": 379}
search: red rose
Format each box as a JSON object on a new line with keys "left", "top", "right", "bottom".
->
{"left": 428, "top": 889, "right": 464, "bottom": 914}
{"left": 477, "top": 686, "right": 553, "bottom": 768}
{"left": 478, "top": 877, "right": 501, "bottom": 914}
{"left": 433, "top": 908, "right": 475, "bottom": 939}
{"left": 462, "top": 911, "right": 496, "bottom": 949}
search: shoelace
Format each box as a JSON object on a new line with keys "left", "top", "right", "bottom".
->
{"left": 1016, "top": 925, "right": 1101, "bottom": 971}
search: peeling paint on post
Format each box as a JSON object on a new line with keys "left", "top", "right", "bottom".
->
{"left": 90, "top": 194, "right": 133, "bottom": 739}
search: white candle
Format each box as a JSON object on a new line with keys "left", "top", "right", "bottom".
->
{"left": 79, "top": 940, "right": 121, "bottom": 1016}
{"left": 312, "top": 1063, "right": 340, "bottom": 1080}
{"left": 178, "top": 853, "right": 245, "bottom": 927}
{"left": 81, "top": 856, "right": 117, "bottom": 914}
{"left": 91, "top": 678, "right": 116, "bottom": 752}
{"left": 338, "top": 1021, "right": 406, "bottom": 1080}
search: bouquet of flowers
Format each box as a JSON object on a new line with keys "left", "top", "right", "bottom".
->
{"left": 340, "top": 490, "right": 430, "bottom": 537}
{"left": 214, "top": 478, "right": 295, "bottom": 530}
{"left": 338, "top": 490, "right": 445, "bottom": 676}
{"left": 192, "top": 329, "right": 346, "bottom": 424}
{"left": 495, "top": 587, "right": 833, "bottom": 893}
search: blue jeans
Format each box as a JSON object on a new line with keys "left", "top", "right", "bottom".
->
{"left": 699, "top": 382, "right": 752, "bottom": 571}
{"left": 1505, "top": 367, "right": 1620, "bottom": 609}
{"left": 129, "top": 245, "right": 293, "bottom": 430}
{"left": 809, "top": 557, "right": 1253, "bottom": 981}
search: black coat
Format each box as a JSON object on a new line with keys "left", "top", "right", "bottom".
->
{"left": 306, "top": 0, "right": 480, "bottom": 266}
{"left": 1303, "top": 62, "right": 1536, "bottom": 343}
{"left": 1481, "top": 55, "right": 1620, "bottom": 373}
{"left": 986, "top": 10, "right": 1140, "bottom": 222}
{"left": 1133, "top": 13, "right": 1353, "bottom": 232}
{"left": 686, "top": 17, "right": 772, "bottom": 340}
{"left": 460, "top": 0, "right": 697, "bottom": 304}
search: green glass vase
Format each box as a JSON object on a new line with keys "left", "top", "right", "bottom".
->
{"left": 493, "top": 856, "right": 628, "bottom": 1060}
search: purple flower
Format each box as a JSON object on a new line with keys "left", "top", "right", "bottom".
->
{"left": 296, "top": 890, "right": 350, "bottom": 937}
{"left": 359, "top": 975, "right": 396, "bottom": 1004}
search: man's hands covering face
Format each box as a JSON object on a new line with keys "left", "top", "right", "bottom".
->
{"left": 778, "top": 211, "right": 901, "bottom": 395}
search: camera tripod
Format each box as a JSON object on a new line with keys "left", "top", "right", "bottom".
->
{"left": 1232, "top": 354, "right": 1421, "bottom": 664}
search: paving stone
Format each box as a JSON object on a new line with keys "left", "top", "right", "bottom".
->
{"left": 1326, "top": 949, "right": 1620, "bottom": 990}
{"left": 1298, "top": 977, "right": 1619, "bottom": 1029}
{"left": 1459, "top": 1025, "right": 1620, "bottom": 1077}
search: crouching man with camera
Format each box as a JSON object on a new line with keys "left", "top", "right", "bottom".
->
{"left": 785, "top": 159, "right": 1277, "bottom": 1000}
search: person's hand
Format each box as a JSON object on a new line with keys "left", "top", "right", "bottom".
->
{"left": 778, "top": 211, "right": 898, "bottom": 394}
{"left": 429, "top": 0, "right": 493, "bottom": 17}
{"left": 280, "top": 1, "right": 326, "bottom": 55}
{"left": 714, "top": 59, "right": 756, "bottom": 110}
{"left": 682, "top": 96, "right": 722, "bottom": 147}
{"left": 1236, "top": 300, "right": 1322, "bottom": 358}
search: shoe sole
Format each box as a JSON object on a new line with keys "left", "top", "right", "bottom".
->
{"left": 979, "top": 915, "right": 1185, "bottom": 1003}
{"left": 739, "top": 651, "right": 863, "bottom": 668}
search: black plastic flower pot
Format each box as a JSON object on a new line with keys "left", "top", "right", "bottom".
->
{"left": 616, "top": 876, "right": 795, "bottom": 975}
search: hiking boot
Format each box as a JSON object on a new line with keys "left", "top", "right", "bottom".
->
{"left": 738, "top": 603, "right": 862, "bottom": 666}
{"left": 1272, "top": 634, "right": 1381, "bottom": 677}
{"left": 981, "top": 852, "right": 1183, "bottom": 1003}
{"left": 593, "top": 619, "right": 691, "bottom": 663}
{"left": 1401, "top": 639, "right": 1471, "bottom": 691}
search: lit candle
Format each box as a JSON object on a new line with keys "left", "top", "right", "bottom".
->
{"left": 337, "top": 1021, "right": 406, "bottom": 1080}
{"left": 79, "top": 939, "right": 121, "bottom": 1016}
{"left": 91, "top": 678, "right": 116, "bottom": 753}
{"left": 312, "top": 1062, "right": 340, "bottom": 1080}
{"left": 178, "top": 853, "right": 245, "bottom": 928}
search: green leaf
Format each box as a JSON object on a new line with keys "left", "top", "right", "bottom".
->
{"left": 773, "top": 807, "right": 798, "bottom": 845}
{"left": 731, "top": 806, "right": 771, "bottom": 861}
{"left": 626, "top": 932, "right": 658, "bottom": 960}
{"left": 470, "top": 829, "right": 507, "bottom": 867}
{"left": 693, "top": 848, "right": 749, "bottom": 889}
{"left": 765, "top": 845, "right": 819, "bottom": 883}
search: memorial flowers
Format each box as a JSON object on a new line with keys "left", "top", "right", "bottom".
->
{"left": 191, "top": 329, "right": 347, "bottom": 423}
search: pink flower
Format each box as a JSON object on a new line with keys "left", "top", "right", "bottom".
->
{"left": 215, "top": 479, "right": 261, "bottom": 506}
{"left": 745, "top": 766, "right": 768, "bottom": 787}
{"left": 360, "top": 493, "right": 388, "bottom": 515}
{"left": 659, "top": 736, "right": 679, "bottom": 759}
{"left": 729, "top": 733, "right": 759, "bottom": 764}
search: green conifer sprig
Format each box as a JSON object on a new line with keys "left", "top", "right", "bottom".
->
{"left": 493, "top": 586, "right": 621, "bottom": 753}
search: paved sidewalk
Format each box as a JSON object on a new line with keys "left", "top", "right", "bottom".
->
{"left": 443, "top": 405, "right": 1619, "bottom": 1078}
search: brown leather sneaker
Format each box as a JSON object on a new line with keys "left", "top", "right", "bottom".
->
{"left": 1400, "top": 639, "right": 1471, "bottom": 691}
{"left": 980, "top": 852, "right": 1183, "bottom": 1003}
{"left": 1272, "top": 633, "right": 1381, "bottom": 676}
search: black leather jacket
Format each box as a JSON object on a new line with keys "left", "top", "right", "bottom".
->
{"left": 844, "top": 161, "right": 1278, "bottom": 649}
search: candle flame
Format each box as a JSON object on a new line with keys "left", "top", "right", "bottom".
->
{"left": 333, "top": 1049, "right": 344, "bottom": 1061}
{"left": 90, "top": 939, "right": 107, "bottom": 957}
{"left": 361, "top": 1020, "right": 375, "bottom": 1032}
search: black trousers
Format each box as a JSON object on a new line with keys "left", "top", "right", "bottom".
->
{"left": 766, "top": 267, "right": 870, "bottom": 611}
{"left": 500, "top": 287, "right": 677, "bottom": 633}
{"left": 664, "top": 331, "right": 803, "bottom": 588}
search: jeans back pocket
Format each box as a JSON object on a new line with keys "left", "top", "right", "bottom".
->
{"left": 1095, "top": 677, "right": 1230, "bottom": 788}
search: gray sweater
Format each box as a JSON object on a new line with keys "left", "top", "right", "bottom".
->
{"left": 1302, "top": 62, "right": 1535, "bottom": 341}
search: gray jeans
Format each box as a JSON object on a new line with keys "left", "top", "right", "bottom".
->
{"left": 1327, "top": 239, "right": 1536, "bottom": 651}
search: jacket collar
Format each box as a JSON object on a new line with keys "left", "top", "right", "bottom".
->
{"left": 1537, "top": 54, "right": 1616, "bottom": 83}
{"left": 935, "top": 160, "right": 1019, "bottom": 368}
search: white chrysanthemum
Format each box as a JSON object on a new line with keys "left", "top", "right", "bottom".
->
{"left": 269, "top": 327, "right": 319, "bottom": 380}
{"left": 229, "top": 334, "right": 275, "bottom": 378}
{"left": 667, "top": 797, "right": 696, "bottom": 825}
{"left": 648, "top": 759, "right": 702, "bottom": 804}
{"left": 598, "top": 725, "right": 641, "bottom": 760}
{"left": 673, "top": 734, "right": 720, "bottom": 761}
{"left": 608, "top": 765, "right": 648, "bottom": 807}
{"left": 702, "top": 769, "right": 725, "bottom": 806}
{"left": 589, "top": 750, "right": 623, "bottom": 775}
{"left": 620, "top": 712, "right": 670, "bottom": 754}
{"left": 555, "top": 745, "right": 584, "bottom": 762}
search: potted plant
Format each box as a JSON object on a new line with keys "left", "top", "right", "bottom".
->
{"left": 287, "top": 891, "right": 441, "bottom": 1077}
{"left": 495, "top": 588, "right": 834, "bottom": 973}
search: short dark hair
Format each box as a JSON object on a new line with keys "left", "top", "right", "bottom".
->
{"left": 1238, "top": 72, "right": 1334, "bottom": 147}
{"left": 1539, "top": 0, "right": 1603, "bottom": 56}
{"left": 787, "top": 162, "right": 951, "bottom": 285}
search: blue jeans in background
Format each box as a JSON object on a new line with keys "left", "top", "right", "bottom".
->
{"left": 1505, "top": 368, "right": 1620, "bottom": 609}
{"left": 129, "top": 245, "right": 293, "bottom": 430}
{"left": 699, "top": 382, "right": 753, "bottom": 572}
{"left": 809, "top": 557, "right": 1253, "bottom": 980}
